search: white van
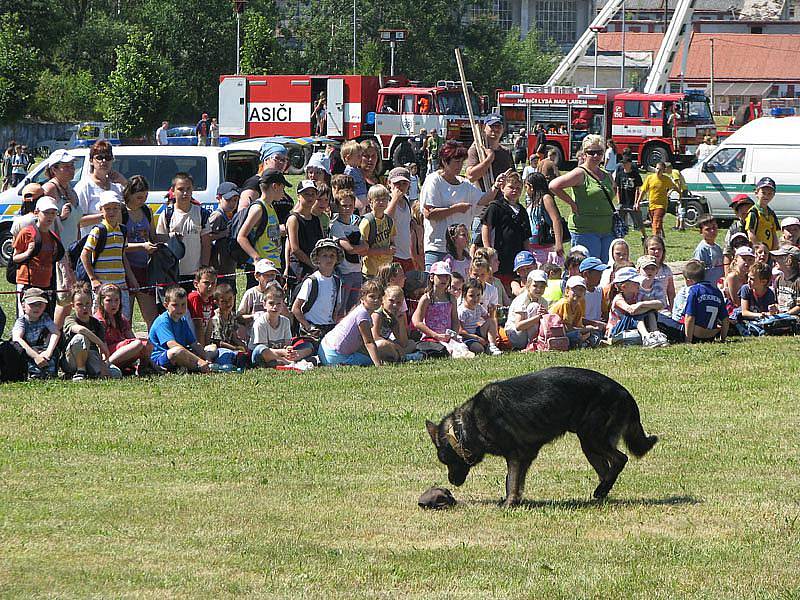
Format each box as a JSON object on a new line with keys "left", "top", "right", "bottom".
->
{"left": 0, "top": 145, "right": 260, "bottom": 264}
{"left": 682, "top": 116, "right": 800, "bottom": 225}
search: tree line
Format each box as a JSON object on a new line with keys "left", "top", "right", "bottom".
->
{"left": 0, "top": 0, "right": 560, "bottom": 136}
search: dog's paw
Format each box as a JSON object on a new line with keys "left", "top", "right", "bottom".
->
{"left": 593, "top": 484, "right": 610, "bottom": 500}
{"left": 501, "top": 496, "right": 522, "bottom": 508}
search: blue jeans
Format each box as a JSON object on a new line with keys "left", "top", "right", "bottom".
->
{"left": 569, "top": 232, "right": 615, "bottom": 263}
{"left": 318, "top": 342, "right": 374, "bottom": 366}
{"left": 424, "top": 250, "right": 448, "bottom": 272}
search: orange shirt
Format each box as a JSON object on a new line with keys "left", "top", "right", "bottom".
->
{"left": 12, "top": 226, "right": 57, "bottom": 288}
{"left": 549, "top": 297, "right": 586, "bottom": 328}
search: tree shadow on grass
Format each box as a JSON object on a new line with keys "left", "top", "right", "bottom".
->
{"left": 472, "top": 494, "right": 701, "bottom": 510}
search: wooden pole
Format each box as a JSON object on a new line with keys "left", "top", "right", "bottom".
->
{"left": 454, "top": 47, "right": 494, "bottom": 189}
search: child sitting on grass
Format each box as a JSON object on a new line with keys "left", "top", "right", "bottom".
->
{"left": 504, "top": 269, "right": 548, "bottom": 349}
{"left": 724, "top": 246, "right": 756, "bottom": 317}
{"left": 542, "top": 262, "right": 563, "bottom": 303}
{"left": 510, "top": 251, "right": 537, "bottom": 297}
{"left": 205, "top": 283, "right": 249, "bottom": 369}
{"left": 238, "top": 259, "right": 281, "bottom": 329}
{"left": 771, "top": 245, "right": 800, "bottom": 315}
{"left": 601, "top": 238, "right": 630, "bottom": 287}
{"left": 693, "top": 214, "right": 724, "bottom": 287}
{"left": 148, "top": 285, "right": 212, "bottom": 373}
{"left": 458, "top": 277, "right": 499, "bottom": 355}
{"left": 411, "top": 261, "right": 459, "bottom": 344}
{"left": 251, "top": 283, "right": 303, "bottom": 368}
{"left": 188, "top": 266, "right": 217, "bottom": 347}
{"left": 318, "top": 280, "right": 384, "bottom": 366}
{"left": 467, "top": 257, "right": 502, "bottom": 355}
{"left": 61, "top": 283, "right": 122, "bottom": 380}
{"left": 548, "top": 276, "right": 602, "bottom": 349}
{"left": 449, "top": 272, "right": 464, "bottom": 302}
{"left": 94, "top": 283, "right": 150, "bottom": 375}
{"left": 371, "top": 284, "right": 417, "bottom": 363}
{"left": 11, "top": 288, "right": 60, "bottom": 380}
{"left": 739, "top": 262, "right": 778, "bottom": 325}
{"left": 473, "top": 247, "right": 510, "bottom": 308}
{"left": 606, "top": 268, "right": 667, "bottom": 348}
{"left": 683, "top": 260, "right": 729, "bottom": 344}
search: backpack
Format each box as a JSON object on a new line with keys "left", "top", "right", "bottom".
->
{"left": 6, "top": 226, "right": 64, "bottom": 285}
{"left": 228, "top": 200, "right": 269, "bottom": 265}
{"left": 532, "top": 313, "right": 570, "bottom": 351}
{"left": 289, "top": 272, "right": 342, "bottom": 332}
{"left": 122, "top": 204, "right": 152, "bottom": 226}
{"left": 163, "top": 203, "right": 210, "bottom": 232}
{"left": 0, "top": 341, "right": 28, "bottom": 382}
{"left": 362, "top": 212, "right": 393, "bottom": 247}
{"left": 69, "top": 223, "right": 127, "bottom": 282}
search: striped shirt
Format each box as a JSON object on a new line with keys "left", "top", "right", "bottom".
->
{"left": 85, "top": 220, "right": 126, "bottom": 284}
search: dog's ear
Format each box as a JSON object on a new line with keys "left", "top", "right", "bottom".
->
{"left": 425, "top": 420, "right": 439, "bottom": 446}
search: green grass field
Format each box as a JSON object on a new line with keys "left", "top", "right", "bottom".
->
{"left": 1, "top": 340, "right": 799, "bottom": 598}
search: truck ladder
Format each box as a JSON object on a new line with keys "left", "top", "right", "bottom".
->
{"left": 642, "top": 0, "right": 696, "bottom": 94}
{"left": 545, "top": 0, "right": 626, "bottom": 87}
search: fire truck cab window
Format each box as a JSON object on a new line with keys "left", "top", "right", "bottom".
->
{"left": 704, "top": 147, "right": 745, "bottom": 173}
{"left": 437, "top": 91, "right": 480, "bottom": 116}
{"left": 649, "top": 102, "right": 664, "bottom": 119}
{"left": 380, "top": 96, "right": 400, "bottom": 113}
{"left": 402, "top": 95, "right": 416, "bottom": 113}
{"left": 624, "top": 101, "right": 643, "bottom": 118}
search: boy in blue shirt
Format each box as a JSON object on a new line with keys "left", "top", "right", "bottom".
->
{"left": 683, "top": 260, "right": 729, "bottom": 343}
{"left": 693, "top": 214, "right": 724, "bottom": 285}
{"left": 149, "top": 286, "right": 211, "bottom": 373}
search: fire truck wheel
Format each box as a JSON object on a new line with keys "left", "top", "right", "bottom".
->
{"left": 0, "top": 226, "right": 12, "bottom": 267}
{"left": 641, "top": 143, "right": 671, "bottom": 169}
{"left": 682, "top": 199, "right": 705, "bottom": 228}
{"left": 286, "top": 145, "right": 311, "bottom": 175}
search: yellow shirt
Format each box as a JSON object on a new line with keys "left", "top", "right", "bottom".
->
{"left": 84, "top": 219, "right": 126, "bottom": 284}
{"left": 745, "top": 205, "right": 779, "bottom": 248}
{"left": 640, "top": 173, "right": 676, "bottom": 211}
{"left": 549, "top": 297, "right": 585, "bottom": 329}
{"left": 359, "top": 213, "right": 397, "bottom": 276}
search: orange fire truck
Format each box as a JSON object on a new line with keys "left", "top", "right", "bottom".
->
{"left": 218, "top": 74, "right": 482, "bottom": 172}
{"left": 496, "top": 85, "right": 716, "bottom": 167}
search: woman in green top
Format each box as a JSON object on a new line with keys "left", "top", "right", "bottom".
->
{"left": 549, "top": 134, "right": 617, "bottom": 262}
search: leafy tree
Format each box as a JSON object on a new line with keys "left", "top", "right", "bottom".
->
{"left": 33, "top": 69, "right": 101, "bottom": 121}
{"left": 100, "top": 30, "right": 171, "bottom": 136}
{"left": 502, "top": 28, "right": 560, "bottom": 87}
{"left": 240, "top": 5, "right": 283, "bottom": 76}
{"left": 0, "top": 13, "right": 40, "bottom": 121}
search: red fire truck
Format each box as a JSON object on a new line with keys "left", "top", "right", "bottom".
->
{"left": 496, "top": 85, "right": 716, "bottom": 167}
{"left": 218, "top": 74, "right": 482, "bottom": 172}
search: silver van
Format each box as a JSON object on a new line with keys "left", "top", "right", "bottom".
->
{"left": 0, "top": 145, "right": 260, "bottom": 264}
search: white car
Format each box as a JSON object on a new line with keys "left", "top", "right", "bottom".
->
{"left": 0, "top": 145, "right": 261, "bottom": 265}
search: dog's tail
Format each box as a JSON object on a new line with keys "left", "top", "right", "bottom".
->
{"left": 623, "top": 395, "right": 658, "bottom": 458}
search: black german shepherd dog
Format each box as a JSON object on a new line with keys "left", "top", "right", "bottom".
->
{"left": 426, "top": 367, "right": 658, "bottom": 506}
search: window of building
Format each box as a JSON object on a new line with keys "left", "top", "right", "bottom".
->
{"left": 471, "top": 0, "right": 512, "bottom": 32}
{"left": 536, "top": 0, "right": 577, "bottom": 45}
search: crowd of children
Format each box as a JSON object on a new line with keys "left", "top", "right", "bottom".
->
{"left": 3, "top": 150, "right": 800, "bottom": 381}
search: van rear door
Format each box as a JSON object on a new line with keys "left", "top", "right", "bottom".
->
{"left": 748, "top": 146, "right": 800, "bottom": 217}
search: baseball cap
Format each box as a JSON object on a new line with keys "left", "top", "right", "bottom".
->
{"left": 98, "top": 190, "right": 123, "bottom": 208}
{"left": 613, "top": 267, "right": 642, "bottom": 284}
{"left": 35, "top": 196, "right": 59, "bottom": 213}
{"left": 484, "top": 113, "right": 504, "bottom": 126}
{"left": 729, "top": 232, "right": 749, "bottom": 245}
{"left": 254, "top": 259, "right": 279, "bottom": 274}
{"left": 429, "top": 261, "right": 452, "bottom": 276}
{"left": 770, "top": 245, "right": 800, "bottom": 259}
{"left": 527, "top": 269, "right": 548, "bottom": 284}
{"left": 756, "top": 176, "right": 776, "bottom": 191}
{"left": 387, "top": 166, "right": 411, "bottom": 184}
{"left": 513, "top": 251, "right": 537, "bottom": 272}
{"left": 22, "top": 287, "right": 48, "bottom": 305}
{"left": 565, "top": 275, "right": 587, "bottom": 289}
{"left": 21, "top": 183, "right": 43, "bottom": 200}
{"left": 734, "top": 246, "right": 755, "bottom": 257}
{"left": 216, "top": 181, "right": 240, "bottom": 200}
{"left": 259, "top": 142, "right": 288, "bottom": 162}
{"left": 635, "top": 255, "right": 658, "bottom": 269}
{"left": 48, "top": 149, "right": 76, "bottom": 168}
{"left": 306, "top": 152, "right": 331, "bottom": 174}
{"left": 729, "top": 193, "right": 754, "bottom": 209}
{"left": 579, "top": 257, "right": 608, "bottom": 272}
{"left": 296, "top": 179, "right": 318, "bottom": 194}
{"left": 259, "top": 169, "right": 290, "bottom": 187}
{"left": 781, "top": 217, "right": 800, "bottom": 229}
{"left": 571, "top": 244, "right": 590, "bottom": 257}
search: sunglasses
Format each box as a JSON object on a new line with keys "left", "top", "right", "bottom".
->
{"left": 93, "top": 154, "right": 113, "bottom": 161}
{"left": 584, "top": 149, "right": 603, "bottom": 156}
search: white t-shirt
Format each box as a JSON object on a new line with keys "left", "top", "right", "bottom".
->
{"left": 329, "top": 215, "right": 362, "bottom": 275}
{"left": 420, "top": 172, "right": 483, "bottom": 253}
{"left": 75, "top": 178, "right": 124, "bottom": 237}
{"left": 156, "top": 126, "right": 169, "bottom": 146}
{"left": 506, "top": 293, "right": 548, "bottom": 333}
{"left": 390, "top": 195, "right": 412, "bottom": 260}
{"left": 605, "top": 148, "right": 618, "bottom": 175}
{"left": 481, "top": 281, "right": 499, "bottom": 310}
{"left": 155, "top": 203, "right": 211, "bottom": 276}
{"left": 250, "top": 313, "right": 292, "bottom": 349}
{"left": 584, "top": 287, "right": 603, "bottom": 321}
{"left": 458, "top": 302, "right": 489, "bottom": 330}
{"left": 296, "top": 273, "right": 339, "bottom": 325}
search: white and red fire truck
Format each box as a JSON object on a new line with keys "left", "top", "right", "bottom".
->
{"left": 496, "top": 85, "right": 716, "bottom": 167}
{"left": 218, "top": 74, "right": 482, "bottom": 172}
